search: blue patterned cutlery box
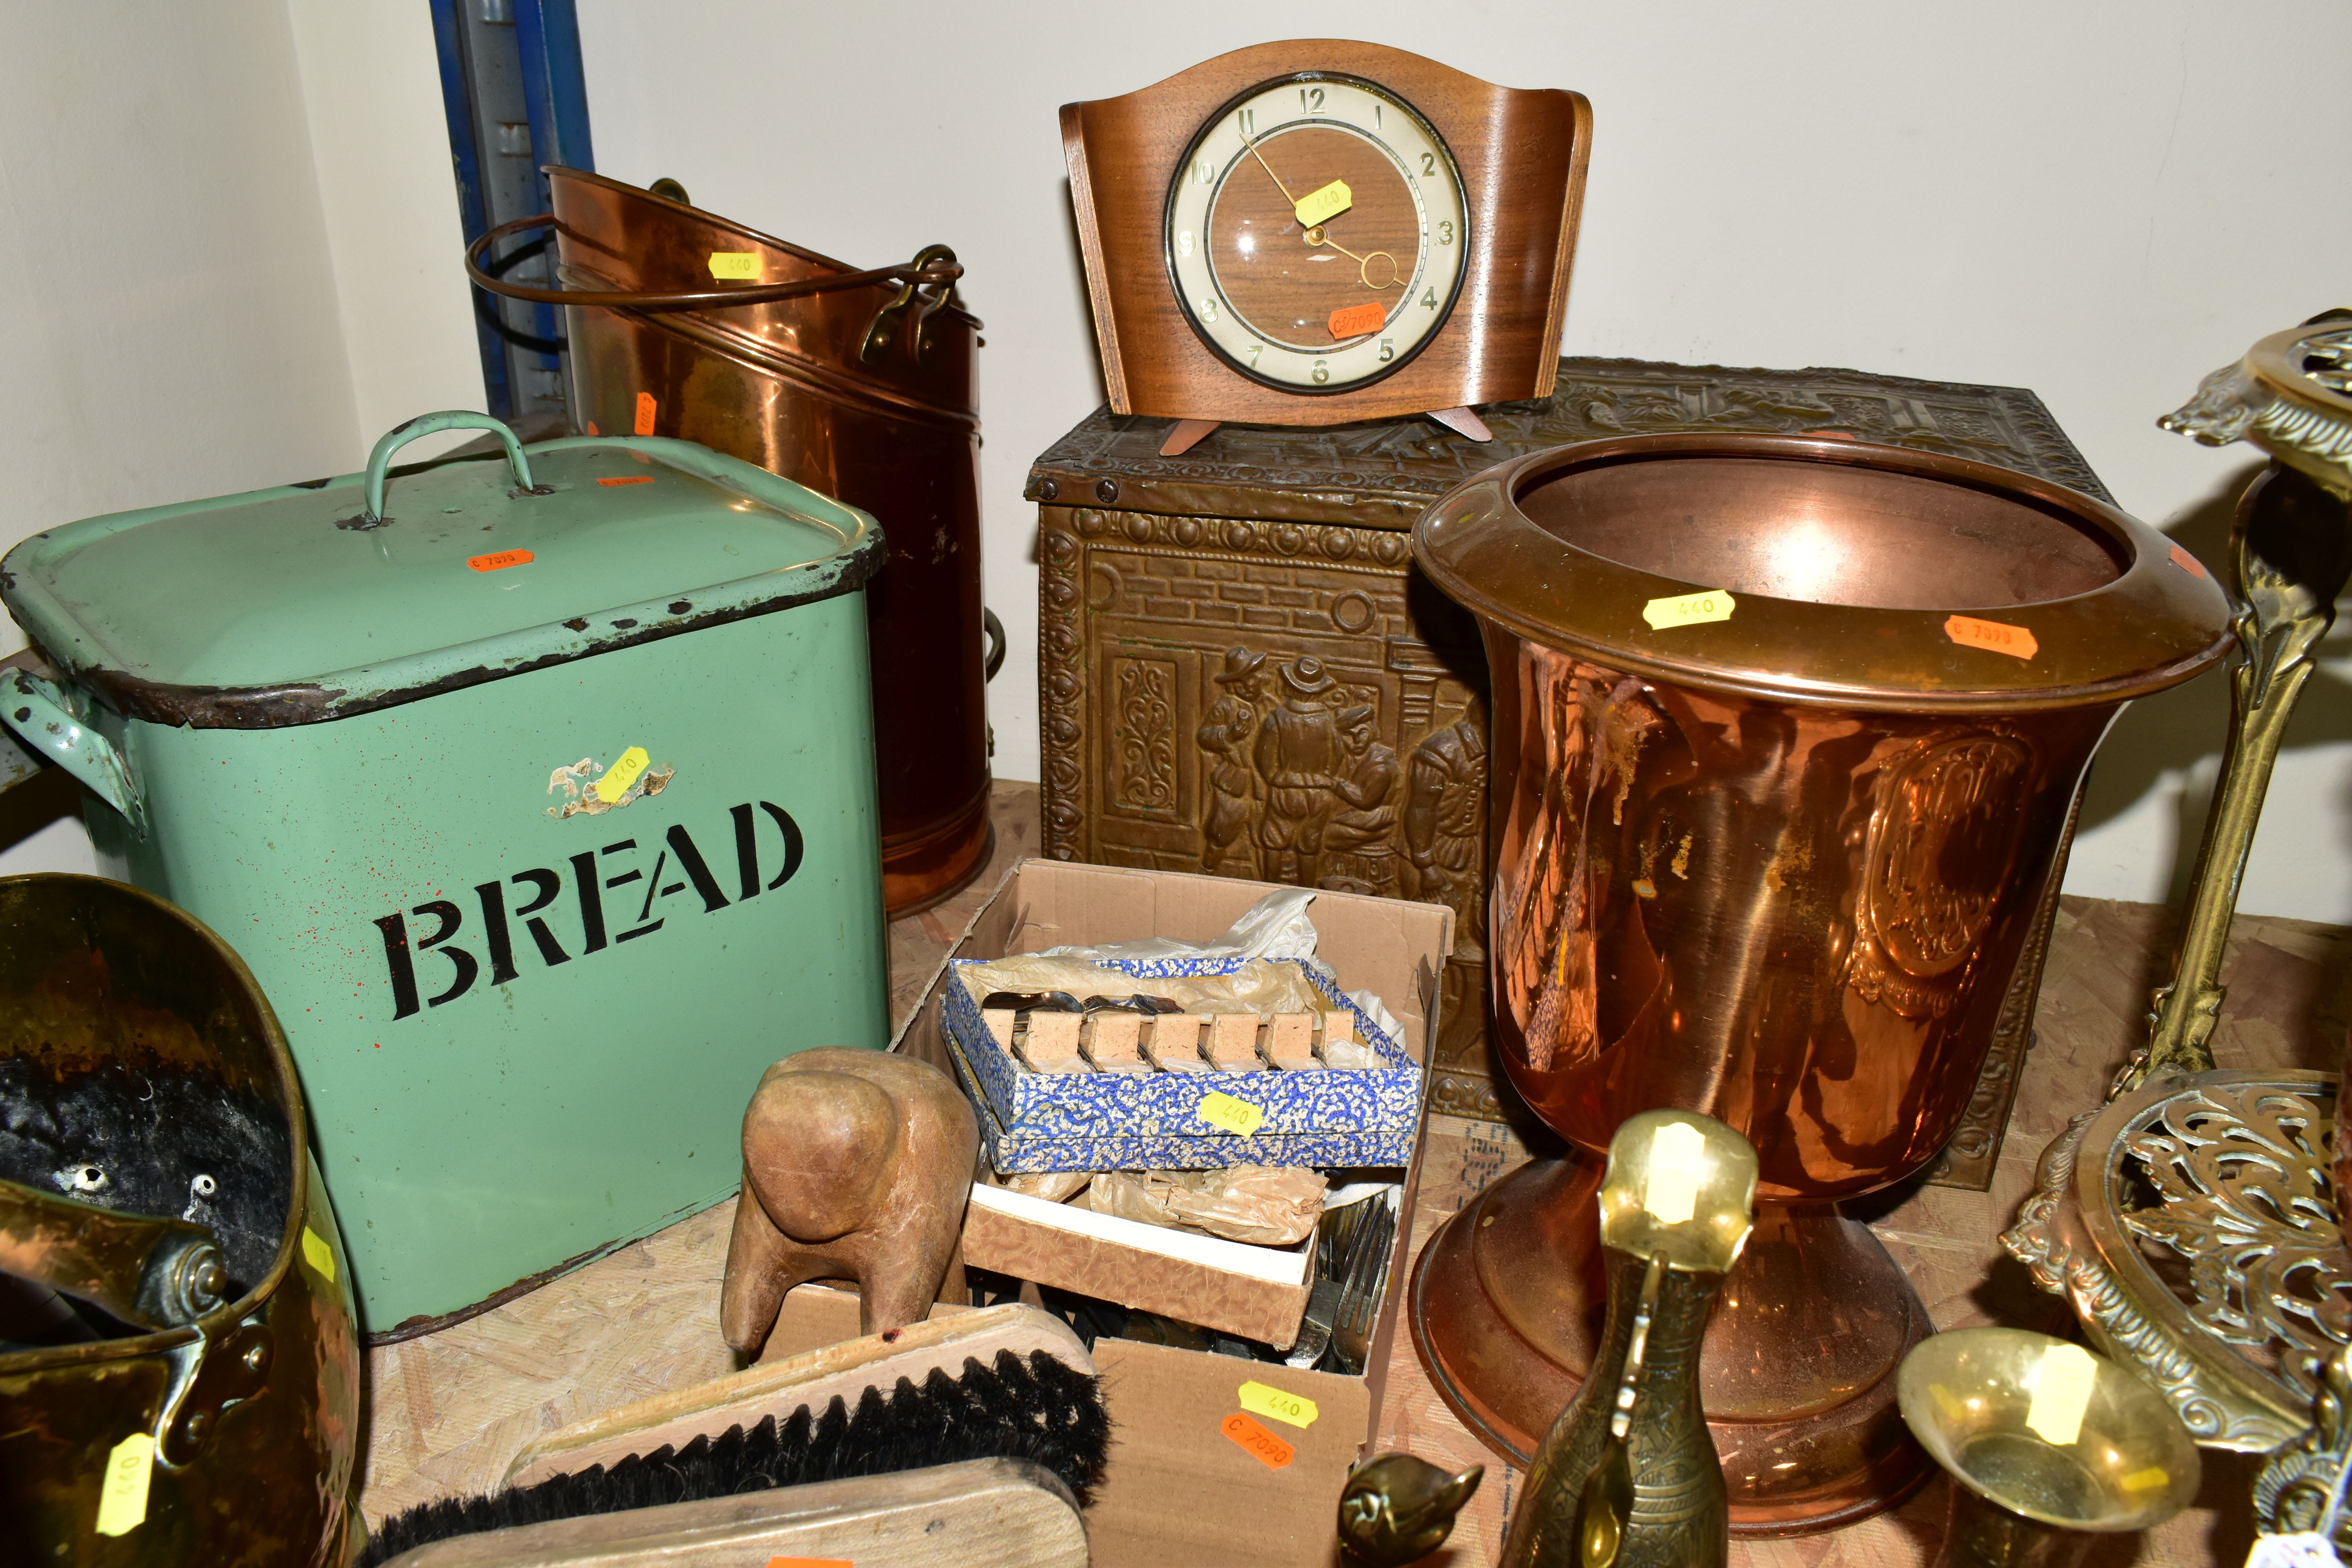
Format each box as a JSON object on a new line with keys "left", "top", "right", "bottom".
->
{"left": 940, "top": 955, "right": 1424, "bottom": 1173}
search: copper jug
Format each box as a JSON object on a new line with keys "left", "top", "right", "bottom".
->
{"left": 1406, "top": 434, "right": 2231, "bottom": 1533}
{"left": 468, "top": 171, "right": 996, "bottom": 911}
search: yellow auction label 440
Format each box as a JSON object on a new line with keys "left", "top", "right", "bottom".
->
{"left": 1642, "top": 590, "right": 1736, "bottom": 630}
{"left": 1196, "top": 1091, "right": 1264, "bottom": 1137}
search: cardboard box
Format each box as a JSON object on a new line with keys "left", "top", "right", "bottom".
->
{"left": 942, "top": 955, "right": 1423, "bottom": 1172}
{"left": 892, "top": 858, "right": 1454, "bottom": 1568}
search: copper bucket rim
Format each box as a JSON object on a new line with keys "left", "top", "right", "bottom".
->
{"left": 532, "top": 166, "right": 982, "bottom": 330}
{"left": 0, "top": 872, "right": 312, "bottom": 1372}
{"left": 530, "top": 168, "right": 983, "bottom": 431}
{"left": 555, "top": 270, "right": 981, "bottom": 433}
{"left": 1412, "top": 431, "right": 2234, "bottom": 713}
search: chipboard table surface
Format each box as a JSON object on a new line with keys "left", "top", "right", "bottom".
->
{"left": 359, "top": 782, "right": 2350, "bottom": 1566}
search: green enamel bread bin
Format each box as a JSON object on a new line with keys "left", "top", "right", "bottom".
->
{"left": 0, "top": 412, "right": 891, "bottom": 1339}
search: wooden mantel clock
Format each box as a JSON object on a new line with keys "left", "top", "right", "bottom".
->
{"left": 1062, "top": 40, "right": 1592, "bottom": 456}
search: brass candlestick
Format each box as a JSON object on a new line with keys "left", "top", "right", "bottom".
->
{"left": 1897, "top": 1328, "right": 2200, "bottom": 1568}
{"left": 2138, "top": 309, "right": 2352, "bottom": 1086}
{"left": 2004, "top": 313, "right": 2352, "bottom": 1455}
{"left": 1502, "top": 1110, "right": 1759, "bottom": 1568}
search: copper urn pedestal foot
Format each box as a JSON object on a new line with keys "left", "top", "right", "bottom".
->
{"left": 1412, "top": 1156, "right": 1933, "bottom": 1535}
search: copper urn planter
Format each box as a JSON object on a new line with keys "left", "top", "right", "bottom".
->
{"left": 1406, "top": 434, "right": 2232, "bottom": 1533}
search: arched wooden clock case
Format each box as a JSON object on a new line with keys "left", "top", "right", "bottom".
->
{"left": 1062, "top": 40, "right": 1593, "bottom": 450}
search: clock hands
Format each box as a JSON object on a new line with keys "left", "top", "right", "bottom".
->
{"left": 1242, "top": 132, "right": 1304, "bottom": 209}
{"left": 1241, "top": 129, "right": 1398, "bottom": 292}
{"left": 1306, "top": 227, "right": 1401, "bottom": 291}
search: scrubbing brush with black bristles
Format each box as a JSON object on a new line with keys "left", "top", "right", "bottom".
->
{"left": 361, "top": 1304, "right": 1110, "bottom": 1568}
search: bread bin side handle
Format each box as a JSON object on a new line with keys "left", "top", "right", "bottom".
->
{"left": 0, "top": 669, "right": 147, "bottom": 838}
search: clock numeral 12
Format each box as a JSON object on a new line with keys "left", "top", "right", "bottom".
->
{"left": 1299, "top": 86, "right": 1324, "bottom": 115}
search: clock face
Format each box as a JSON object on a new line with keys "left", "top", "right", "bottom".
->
{"left": 1165, "top": 73, "right": 1469, "bottom": 394}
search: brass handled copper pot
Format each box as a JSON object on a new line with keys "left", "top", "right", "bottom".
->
{"left": 1406, "top": 433, "right": 2232, "bottom": 1534}
{"left": 469, "top": 170, "right": 996, "bottom": 912}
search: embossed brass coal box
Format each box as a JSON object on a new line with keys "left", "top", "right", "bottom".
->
{"left": 1027, "top": 356, "right": 2118, "bottom": 1186}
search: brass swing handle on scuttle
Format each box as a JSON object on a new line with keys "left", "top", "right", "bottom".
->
{"left": 463, "top": 215, "right": 965, "bottom": 365}
{"left": 0, "top": 1176, "right": 229, "bottom": 1330}
{"left": 465, "top": 214, "right": 1008, "bottom": 683}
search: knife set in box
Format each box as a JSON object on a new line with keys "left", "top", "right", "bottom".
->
{"left": 939, "top": 955, "right": 1423, "bottom": 1173}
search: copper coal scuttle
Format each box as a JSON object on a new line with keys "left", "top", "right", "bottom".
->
{"left": 1406, "top": 433, "right": 2231, "bottom": 1531}
{"left": 468, "top": 170, "right": 999, "bottom": 913}
{"left": 0, "top": 876, "right": 360, "bottom": 1564}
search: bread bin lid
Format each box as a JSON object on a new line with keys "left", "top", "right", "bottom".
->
{"left": 0, "top": 414, "right": 884, "bottom": 729}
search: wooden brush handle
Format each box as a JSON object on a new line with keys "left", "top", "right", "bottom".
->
{"left": 382, "top": 1456, "right": 1085, "bottom": 1568}
{"left": 501, "top": 1303, "right": 1090, "bottom": 1488}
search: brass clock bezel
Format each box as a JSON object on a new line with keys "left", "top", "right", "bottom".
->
{"left": 1161, "top": 70, "right": 1469, "bottom": 397}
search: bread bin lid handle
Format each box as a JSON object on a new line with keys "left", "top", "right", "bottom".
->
{"left": 358, "top": 412, "right": 548, "bottom": 527}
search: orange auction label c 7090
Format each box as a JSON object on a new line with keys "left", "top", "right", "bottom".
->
{"left": 1221, "top": 1410, "right": 1295, "bottom": 1470}
{"left": 1327, "top": 301, "right": 1386, "bottom": 339}
{"left": 597, "top": 475, "right": 655, "bottom": 487}
{"left": 1943, "top": 613, "right": 2037, "bottom": 661}
{"left": 633, "top": 392, "right": 657, "bottom": 436}
{"left": 467, "top": 549, "right": 535, "bottom": 574}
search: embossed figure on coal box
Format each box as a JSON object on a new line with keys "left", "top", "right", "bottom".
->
{"left": 1404, "top": 698, "right": 1489, "bottom": 940}
{"left": 1320, "top": 705, "right": 1403, "bottom": 897}
{"left": 1197, "top": 646, "right": 1269, "bottom": 877}
{"left": 1254, "top": 657, "right": 1348, "bottom": 886}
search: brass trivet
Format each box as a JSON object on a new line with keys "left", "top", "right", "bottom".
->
{"left": 2009, "top": 1070, "right": 2344, "bottom": 1452}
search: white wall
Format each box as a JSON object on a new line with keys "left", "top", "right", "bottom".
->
{"left": 0, "top": 0, "right": 481, "bottom": 878}
{"left": 285, "top": 1, "right": 487, "bottom": 447}
{"left": 0, "top": 2, "right": 359, "bottom": 612}
{"left": 577, "top": 0, "right": 2352, "bottom": 920}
